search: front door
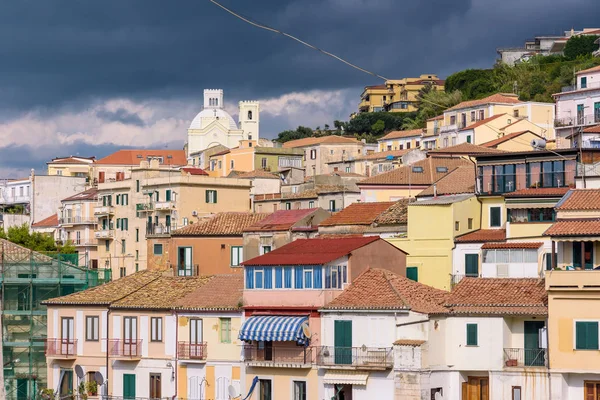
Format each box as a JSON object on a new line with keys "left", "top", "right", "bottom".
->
{"left": 466, "top": 377, "right": 489, "bottom": 400}
{"left": 16, "top": 379, "right": 28, "bottom": 400}
{"left": 465, "top": 254, "right": 479, "bottom": 277}
{"left": 573, "top": 241, "right": 594, "bottom": 269}
{"left": 123, "top": 374, "right": 136, "bottom": 400}
{"left": 524, "top": 321, "right": 545, "bottom": 366}
{"left": 334, "top": 320, "right": 352, "bottom": 365}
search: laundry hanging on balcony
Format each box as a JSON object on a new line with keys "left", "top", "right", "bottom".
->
{"left": 239, "top": 315, "right": 309, "bottom": 345}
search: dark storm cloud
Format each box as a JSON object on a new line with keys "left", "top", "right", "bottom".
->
{"left": 96, "top": 108, "right": 145, "bottom": 127}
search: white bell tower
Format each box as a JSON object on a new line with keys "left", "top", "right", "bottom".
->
{"left": 239, "top": 100, "right": 260, "bottom": 141}
{"left": 204, "top": 89, "right": 224, "bottom": 109}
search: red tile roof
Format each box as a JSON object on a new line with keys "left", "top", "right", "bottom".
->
{"left": 429, "top": 143, "right": 504, "bottom": 155}
{"left": 181, "top": 167, "right": 209, "bottom": 176}
{"left": 319, "top": 202, "right": 396, "bottom": 226}
{"left": 380, "top": 129, "right": 424, "bottom": 141}
{"left": 47, "top": 156, "right": 96, "bottom": 165}
{"left": 359, "top": 157, "right": 471, "bottom": 186}
{"left": 504, "top": 187, "right": 570, "bottom": 198}
{"left": 481, "top": 130, "right": 543, "bottom": 148}
{"left": 394, "top": 339, "right": 426, "bottom": 346}
{"left": 244, "top": 209, "right": 320, "bottom": 232}
{"left": 459, "top": 114, "right": 507, "bottom": 131}
{"left": 174, "top": 275, "right": 243, "bottom": 311}
{"left": 322, "top": 268, "right": 449, "bottom": 313}
{"left": 446, "top": 93, "right": 522, "bottom": 112}
{"left": 172, "top": 212, "right": 270, "bottom": 236}
{"left": 427, "top": 115, "right": 444, "bottom": 121}
{"left": 96, "top": 150, "right": 187, "bottom": 165}
{"left": 544, "top": 219, "right": 600, "bottom": 237}
{"left": 417, "top": 166, "right": 475, "bottom": 197}
{"left": 236, "top": 170, "right": 279, "bottom": 179}
{"left": 577, "top": 65, "right": 600, "bottom": 75}
{"left": 373, "top": 199, "right": 410, "bottom": 225}
{"left": 583, "top": 125, "right": 600, "bottom": 133}
{"left": 556, "top": 189, "right": 600, "bottom": 211}
{"left": 481, "top": 242, "right": 543, "bottom": 249}
{"left": 355, "top": 150, "right": 409, "bottom": 161}
{"left": 282, "top": 136, "right": 360, "bottom": 148}
{"left": 455, "top": 229, "right": 506, "bottom": 243}
{"left": 62, "top": 188, "right": 98, "bottom": 202}
{"left": 31, "top": 214, "right": 59, "bottom": 228}
{"left": 442, "top": 278, "right": 547, "bottom": 316}
{"left": 364, "top": 84, "right": 387, "bottom": 90}
{"left": 242, "top": 236, "right": 385, "bottom": 266}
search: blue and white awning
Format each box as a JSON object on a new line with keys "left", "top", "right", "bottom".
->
{"left": 239, "top": 315, "right": 309, "bottom": 345}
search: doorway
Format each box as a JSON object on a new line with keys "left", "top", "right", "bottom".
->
{"left": 573, "top": 241, "right": 593, "bottom": 269}
{"left": 334, "top": 320, "right": 352, "bottom": 365}
{"left": 524, "top": 321, "right": 545, "bottom": 366}
{"left": 462, "top": 377, "right": 488, "bottom": 400}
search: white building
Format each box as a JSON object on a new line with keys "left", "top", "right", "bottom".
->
{"left": 187, "top": 89, "right": 260, "bottom": 157}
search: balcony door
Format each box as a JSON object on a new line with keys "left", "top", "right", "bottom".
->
{"left": 465, "top": 254, "right": 479, "bottom": 277}
{"left": 178, "top": 247, "right": 193, "bottom": 276}
{"left": 524, "top": 321, "right": 545, "bottom": 366}
{"left": 334, "top": 320, "right": 352, "bottom": 365}
{"left": 123, "top": 316, "right": 138, "bottom": 356}
{"left": 61, "top": 317, "right": 74, "bottom": 355}
{"left": 190, "top": 319, "right": 203, "bottom": 358}
{"left": 573, "top": 241, "right": 593, "bottom": 269}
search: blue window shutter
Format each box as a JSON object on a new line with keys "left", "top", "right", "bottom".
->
{"left": 325, "top": 266, "right": 331, "bottom": 288}
{"left": 284, "top": 268, "right": 292, "bottom": 288}
{"left": 313, "top": 266, "right": 323, "bottom": 288}
{"left": 264, "top": 267, "right": 273, "bottom": 289}
{"left": 245, "top": 267, "right": 254, "bottom": 289}
{"left": 275, "top": 267, "right": 283, "bottom": 288}
{"left": 294, "top": 266, "right": 303, "bottom": 289}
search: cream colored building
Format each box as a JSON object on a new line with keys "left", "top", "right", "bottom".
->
{"left": 358, "top": 75, "right": 444, "bottom": 113}
{"left": 46, "top": 156, "right": 96, "bottom": 179}
{"left": 59, "top": 188, "right": 99, "bottom": 268}
{"left": 95, "top": 160, "right": 252, "bottom": 278}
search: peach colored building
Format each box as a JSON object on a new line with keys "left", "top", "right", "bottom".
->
{"left": 59, "top": 188, "right": 99, "bottom": 268}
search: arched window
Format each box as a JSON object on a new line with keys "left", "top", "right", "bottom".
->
{"left": 247, "top": 110, "right": 253, "bottom": 120}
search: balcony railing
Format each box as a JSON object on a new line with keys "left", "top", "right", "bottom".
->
{"left": 94, "top": 205, "right": 115, "bottom": 215}
{"left": 107, "top": 339, "right": 142, "bottom": 359}
{"left": 74, "top": 239, "right": 98, "bottom": 247}
{"left": 154, "top": 201, "right": 176, "bottom": 211}
{"left": 440, "top": 124, "right": 458, "bottom": 134}
{"left": 60, "top": 216, "right": 96, "bottom": 225}
{"left": 178, "top": 342, "right": 207, "bottom": 360}
{"left": 555, "top": 114, "right": 600, "bottom": 128}
{"left": 95, "top": 229, "right": 114, "bottom": 239}
{"left": 243, "top": 345, "right": 313, "bottom": 367}
{"left": 316, "top": 346, "right": 393, "bottom": 369}
{"left": 146, "top": 223, "right": 176, "bottom": 236}
{"left": 561, "top": 81, "right": 600, "bottom": 92}
{"left": 45, "top": 339, "right": 77, "bottom": 358}
{"left": 504, "top": 348, "right": 547, "bottom": 368}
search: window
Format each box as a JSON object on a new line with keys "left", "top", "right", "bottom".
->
{"left": 466, "top": 323, "right": 478, "bottom": 346}
{"left": 248, "top": 110, "right": 253, "bottom": 120}
{"left": 308, "top": 200, "right": 315, "bottom": 208}
{"left": 120, "top": 267, "right": 126, "bottom": 278}
{"left": 514, "top": 109, "right": 520, "bottom": 118}
{"left": 468, "top": 218, "right": 473, "bottom": 229}
{"left": 436, "top": 166, "right": 448, "bottom": 173}
{"left": 406, "top": 142, "right": 411, "bottom": 149}
{"left": 218, "top": 160, "right": 222, "bottom": 169}
{"left": 285, "top": 202, "right": 291, "bottom": 210}
{"left": 576, "top": 321, "right": 599, "bottom": 350}
{"left": 387, "top": 145, "right": 392, "bottom": 151}
{"left": 450, "top": 115, "right": 456, "bottom": 125}
{"left": 121, "top": 239, "right": 126, "bottom": 254}
{"left": 466, "top": 135, "right": 472, "bottom": 143}
{"left": 329, "top": 200, "right": 336, "bottom": 211}
{"left": 136, "top": 180, "right": 140, "bottom": 192}
{"left": 220, "top": 318, "right": 231, "bottom": 343}
{"left": 470, "top": 111, "right": 476, "bottom": 121}
{"left": 153, "top": 244, "right": 163, "bottom": 255}
{"left": 151, "top": 317, "right": 163, "bottom": 342}
{"left": 512, "top": 386, "right": 521, "bottom": 400}
{"left": 585, "top": 381, "right": 600, "bottom": 399}
{"left": 479, "top": 110, "right": 484, "bottom": 120}
{"left": 581, "top": 76, "right": 588, "bottom": 89}
{"left": 345, "top": 166, "right": 351, "bottom": 173}
{"left": 310, "top": 149, "right": 316, "bottom": 159}
{"left": 406, "top": 267, "right": 418, "bottom": 282}
{"left": 135, "top": 263, "right": 139, "bottom": 272}
{"left": 451, "top": 137, "right": 457, "bottom": 146}
{"left": 261, "top": 246, "right": 271, "bottom": 254}
{"left": 325, "top": 265, "right": 347, "bottom": 289}
{"left": 399, "top": 144, "right": 404, "bottom": 150}
{"left": 490, "top": 207, "right": 501, "bottom": 228}
{"left": 231, "top": 160, "right": 235, "bottom": 169}
{"left": 206, "top": 190, "right": 217, "bottom": 203}
{"left": 150, "top": 373, "right": 161, "bottom": 399}
{"left": 431, "top": 388, "right": 443, "bottom": 399}
{"left": 455, "top": 221, "right": 460, "bottom": 231}
{"left": 259, "top": 379, "right": 272, "bottom": 400}
{"left": 86, "top": 316, "right": 99, "bottom": 341}
{"left": 465, "top": 254, "right": 479, "bottom": 277}
{"left": 293, "top": 381, "right": 306, "bottom": 400}
{"left": 412, "top": 166, "right": 423, "bottom": 173}
{"left": 304, "top": 268, "right": 313, "bottom": 289}
{"left": 261, "top": 158, "right": 267, "bottom": 169}
{"left": 135, "top": 250, "right": 139, "bottom": 261}
{"left": 415, "top": 140, "right": 420, "bottom": 148}
{"left": 105, "top": 241, "right": 110, "bottom": 252}
{"left": 231, "top": 246, "right": 243, "bottom": 266}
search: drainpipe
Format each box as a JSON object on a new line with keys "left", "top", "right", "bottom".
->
{"left": 106, "top": 309, "right": 110, "bottom": 397}
{"left": 546, "top": 316, "right": 552, "bottom": 400}
{"left": 172, "top": 311, "right": 179, "bottom": 400}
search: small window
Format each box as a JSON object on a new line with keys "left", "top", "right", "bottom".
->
{"left": 230, "top": 160, "right": 234, "bottom": 169}
{"left": 121, "top": 239, "right": 126, "bottom": 254}
{"left": 261, "top": 246, "right": 272, "bottom": 255}
{"left": 455, "top": 221, "right": 460, "bottom": 231}
{"left": 431, "top": 388, "right": 443, "bottom": 399}
{"left": 310, "top": 149, "right": 317, "bottom": 160}
{"left": 206, "top": 190, "right": 218, "bottom": 204}
{"left": 231, "top": 246, "right": 243, "bottom": 266}
{"left": 412, "top": 166, "right": 424, "bottom": 173}
{"left": 120, "top": 267, "right": 126, "bottom": 278}
{"left": 514, "top": 109, "right": 519, "bottom": 117}
{"left": 468, "top": 218, "right": 473, "bottom": 230}
{"left": 490, "top": 207, "right": 502, "bottom": 228}
{"left": 436, "top": 166, "right": 448, "bottom": 173}
{"left": 576, "top": 321, "right": 599, "bottom": 350}
{"left": 406, "top": 143, "right": 411, "bottom": 149}
{"left": 512, "top": 386, "right": 521, "bottom": 400}
{"left": 479, "top": 110, "right": 484, "bottom": 120}
{"left": 329, "top": 200, "right": 336, "bottom": 211}
{"left": 345, "top": 166, "right": 351, "bottom": 173}
{"left": 285, "top": 202, "right": 291, "bottom": 210}
{"left": 466, "top": 135, "right": 472, "bottom": 143}
{"left": 304, "top": 268, "right": 313, "bottom": 289}
{"left": 150, "top": 373, "right": 161, "bottom": 399}
{"left": 220, "top": 318, "right": 232, "bottom": 343}
{"left": 86, "top": 316, "right": 99, "bottom": 341}
{"left": 248, "top": 110, "right": 253, "bottom": 120}
{"left": 151, "top": 317, "right": 163, "bottom": 342}
{"left": 387, "top": 145, "right": 392, "bottom": 151}
{"left": 259, "top": 379, "right": 272, "bottom": 400}
{"left": 105, "top": 241, "right": 110, "bottom": 252}
{"left": 330, "top": 149, "right": 334, "bottom": 155}
{"left": 466, "top": 323, "right": 478, "bottom": 346}
{"left": 399, "top": 144, "right": 404, "bottom": 150}
{"left": 470, "top": 111, "right": 476, "bottom": 121}
{"left": 135, "top": 250, "right": 139, "bottom": 261}
{"left": 154, "top": 244, "right": 163, "bottom": 255}
{"left": 308, "top": 201, "right": 315, "bottom": 208}
{"left": 293, "top": 381, "right": 306, "bottom": 400}
{"left": 261, "top": 158, "right": 267, "bottom": 169}
{"left": 406, "top": 267, "right": 418, "bottom": 282}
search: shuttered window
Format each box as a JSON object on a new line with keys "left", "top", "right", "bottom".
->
{"left": 490, "top": 207, "right": 501, "bottom": 227}
{"left": 466, "top": 323, "right": 478, "bottom": 346}
{"left": 406, "top": 267, "right": 418, "bottom": 282}
{"left": 576, "top": 321, "right": 599, "bottom": 350}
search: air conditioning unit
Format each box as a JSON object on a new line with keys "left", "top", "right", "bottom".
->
{"left": 192, "top": 211, "right": 198, "bottom": 217}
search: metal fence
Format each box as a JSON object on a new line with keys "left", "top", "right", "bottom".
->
{"left": 503, "top": 347, "right": 547, "bottom": 367}
{"left": 316, "top": 346, "right": 393, "bottom": 368}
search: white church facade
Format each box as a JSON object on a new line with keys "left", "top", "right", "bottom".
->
{"left": 186, "top": 89, "right": 259, "bottom": 157}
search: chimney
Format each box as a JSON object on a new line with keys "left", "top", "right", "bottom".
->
{"left": 433, "top": 183, "right": 437, "bottom": 198}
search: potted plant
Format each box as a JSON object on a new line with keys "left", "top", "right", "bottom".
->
{"left": 40, "top": 388, "right": 56, "bottom": 400}
{"left": 87, "top": 380, "right": 98, "bottom": 396}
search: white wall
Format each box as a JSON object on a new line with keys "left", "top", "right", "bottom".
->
{"left": 489, "top": 370, "right": 549, "bottom": 400}
{"left": 481, "top": 262, "right": 539, "bottom": 278}
{"left": 453, "top": 243, "right": 482, "bottom": 277}
{"left": 112, "top": 359, "right": 175, "bottom": 398}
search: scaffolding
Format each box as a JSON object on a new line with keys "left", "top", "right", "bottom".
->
{"left": 0, "top": 238, "right": 111, "bottom": 400}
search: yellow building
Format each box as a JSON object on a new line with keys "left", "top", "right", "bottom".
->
{"left": 358, "top": 75, "right": 445, "bottom": 114}
{"left": 47, "top": 156, "right": 96, "bottom": 179}
{"left": 377, "top": 129, "right": 424, "bottom": 151}
{"left": 43, "top": 271, "right": 244, "bottom": 400}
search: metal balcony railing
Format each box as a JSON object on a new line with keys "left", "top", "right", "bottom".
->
{"left": 504, "top": 348, "right": 547, "bottom": 367}
{"left": 95, "top": 229, "right": 114, "bottom": 239}
{"left": 555, "top": 114, "right": 600, "bottom": 128}
{"left": 177, "top": 342, "right": 207, "bottom": 360}
{"left": 60, "top": 216, "right": 96, "bottom": 225}
{"left": 440, "top": 124, "right": 458, "bottom": 133}
{"left": 107, "top": 339, "right": 142, "bottom": 358}
{"left": 45, "top": 339, "right": 77, "bottom": 358}
{"left": 316, "top": 346, "right": 393, "bottom": 369}
{"left": 94, "top": 205, "right": 115, "bottom": 215}
{"left": 243, "top": 345, "right": 313, "bottom": 366}
{"left": 561, "top": 81, "right": 600, "bottom": 92}
{"left": 154, "top": 201, "right": 176, "bottom": 211}
{"left": 146, "top": 223, "right": 177, "bottom": 236}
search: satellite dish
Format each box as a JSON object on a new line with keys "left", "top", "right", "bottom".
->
{"left": 228, "top": 385, "right": 240, "bottom": 398}
{"left": 74, "top": 365, "right": 84, "bottom": 379}
{"left": 301, "top": 322, "right": 311, "bottom": 339}
{"left": 94, "top": 371, "right": 105, "bottom": 385}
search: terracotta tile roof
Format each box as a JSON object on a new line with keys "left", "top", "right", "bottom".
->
{"left": 481, "top": 242, "right": 543, "bottom": 249}
{"left": 373, "top": 199, "right": 410, "bottom": 225}
{"left": 47, "top": 156, "right": 96, "bottom": 165}
{"left": 455, "top": 229, "right": 506, "bottom": 243}
{"left": 504, "top": 187, "right": 570, "bottom": 198}
{"left": 417, "top": 166, "right": 475, "bottom": 197}
{"left": 394, "top": 339, "right": 426, "bottom": 346}
{"left": 364, "top": 84, "right": 387, "bottom": 89}
{"left": 544, "top": 219, "right": 600, "bottom": 237}
{"left": 328, "top": 171, "right": 366, "bottom": 178}
{"left": 282, "top": 136, "right": 360, "bottom": 148}
{"left": 319, "top": 202, "right": 396, "bottom": 227}
{"left": 62, "top": 188, "right": 98, "bottom": 202}
{"left": 96, "top": 149, "right": 187, "bottom": 165}
{"left": 31, "top": 214, "right": 59, "bottom": 228}
{"left": 427, "top": 115, "right": 444, "bottom": 121}
{"left": 236, "top": 169, "right": 279, "bottom": 179}
{"left": 481, "top": 130, "right": 542, "bottom": 148}
{"left": 442, "top": 278, "right": 547, "bottom": 316}
{"left": 174, "top": 275, "right": 243, "bottom": 311}
{"left": 281, "top": 185, "right": 359, "bottom": 200}
{"left": 242, "top": 236, "right": 385, "bottom": 266}
{"left": 583, "top": 124, "right": 600, "bottom": 133}
{"left": 577, "top": 65, "right": 600, "bottom": 75}
{"left": 355, "top": 150, "right": 409, "bottom": 161}
{"left": 172, "top": 212, "right": 270, "bottom": 236}
{"left": 181, "top": 167, "right": 209, "bottom": 176}
{"left": 323, "top": 268, "right": 449, "bottom": 313}
{"left": 429, "top": 143, "right": 505, "bottom": 155}
{"left": 359, "top": 157, "right": 471, "bottom": 186}
{"left": 209, "top": 148, "right": 232, "bottom": 157}
{"left": 446, "top": 93, "right": 522, "bottom": 112}
{"left": 43, "top": 270, "right": 165, "bottom": 305}
{"left": 244, "top": 209, "right": 319, "bottom": 232}
{"left": 379, "top": 129, "right": 424, "bottom": 141}
{"left": 555, "top": 189, "right": 600, "bottom": 211}
{"left": 459, "top": 114, "right": 507, "bottom": 131}
{"left": 281, "top": 189, "right": 319, "bottom": 200}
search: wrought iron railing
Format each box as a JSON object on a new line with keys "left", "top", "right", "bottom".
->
{"left": 146, "top": 223, "right": 177, "bottom": 236}
{"left": 316, "top": 346, "right": 393, "bottom": 368}
{"left": 106, "top": 339, "right": 142, "bottom": 358}
{"left": 243, "top": 345, "right": 313, "bottom": 365}
{"left": 45, "top": 339, "right": 77, "bottom": 357}
{"left": 178, "top": 342, "right": 207, "bottom": 360}
{"left": 503, "top": 347, "right": 547, "bottom": 367}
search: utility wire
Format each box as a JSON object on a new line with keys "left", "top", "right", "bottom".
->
{"left": 207, "top": 0, "right": 389, "bottom": 81}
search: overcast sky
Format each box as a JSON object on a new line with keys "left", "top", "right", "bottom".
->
{"left": 0, "top": 0, "right": 599, "bottom": 177}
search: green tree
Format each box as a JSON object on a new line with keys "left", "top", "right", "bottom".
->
{"left": 371, "top": 119, "right": 385, "bottom": 135}
{"left": 346, "top": 112, "right": 417, "bottom": 135}
{"left": 564, "top": 35, "right": 600, "bottom": 60}
{"left": 4, "top": 223, "right": 58, "bottom": 252}
{"left": 275, "top": 125, "right": 314, "bottom": 143}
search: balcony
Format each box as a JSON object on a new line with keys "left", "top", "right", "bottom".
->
{"left": 316, "top": 346, "right": 393, "bottom": 370}
{"left": 45, "top": 339, "right": 77, "bottom": 359}
{"left": 94, "top": 205, "right": 115, "bottom": 216}
{"left": 440, "top": 124, "right": 458, "bottom": 134}
{"left": 555, "top": 114, "right": 600, "bottom": 128}
{"left": 136, "top": 203, "right": 153, "bottom": 213}
{"left": 154, "top": 201, "right": 176, "bottom": 211}
{"left": 561, "top": 81, "right": 600, "bottom": 93}
{"left": 504, "top": 348, "right": 547, "bottom": 368}
{"left": 243, "top": 345, "right": 313, "bottom": 368}
{"left": 94, "top": 229, "right": 114, "bottom": 239}
{"left": 146, "top": 223, "right": 176, "bottom": 237}
{"left": 74, "top": 239, "right": 98, "bottom": 247}
{"left": 60, "top": 216, "right": 96, "bottom": 226}
{"left": 107, "top": 339, "right": 142, "bottom": 359}
{"left": 177, "top": 342, "right": 207, "bottom": 361}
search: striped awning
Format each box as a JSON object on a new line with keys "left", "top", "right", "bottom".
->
{"left": 239, "top": 315, "right": 309, "bottom": 345}
{"left": 323, "top": 370, "right": 369, "bottom": 385}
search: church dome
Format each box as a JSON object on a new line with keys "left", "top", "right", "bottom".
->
{"left": 189, "top": 108, "right": 238, "bottom": 130}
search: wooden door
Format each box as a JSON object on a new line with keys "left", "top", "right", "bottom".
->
{"left": 467, "top": 377, "right": 489, "bottom": 400}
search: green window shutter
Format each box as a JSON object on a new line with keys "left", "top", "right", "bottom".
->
{"left": 116, "top": 195, "right": 120, "bottom": 205}
{"left": 136, "top": 180, "right": 140, "bottom": 192}
{"left": 406, "top": 267, "right": 418, "bottom": 282}
{"left": 125, "top": 218, "right": 129, "bottom": 231}
{"left": 589, "top": 322, "right": 599, "bottom": 349}
{"left": 116, "top": 219, "right": 121, "bottom": 229}
{"left": 205, "top": 190, "right": 209, "bottom": 203}
{"left": 166, "top": 190, "right": 171, "bottom": 201}
{"left": 465, "top": 254, "right": 479, "bottom": 276}
{"left": 466, "top": 323, "right": 478, "bottom": 346}
{"left": 577, "top": 321, "right": 599, "bottom": 350}
{"left": 490, "top": 207, "right": 501, "bottom": 227}
{"left": 214, "top": 190, "right": 218, "bottom": 203}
